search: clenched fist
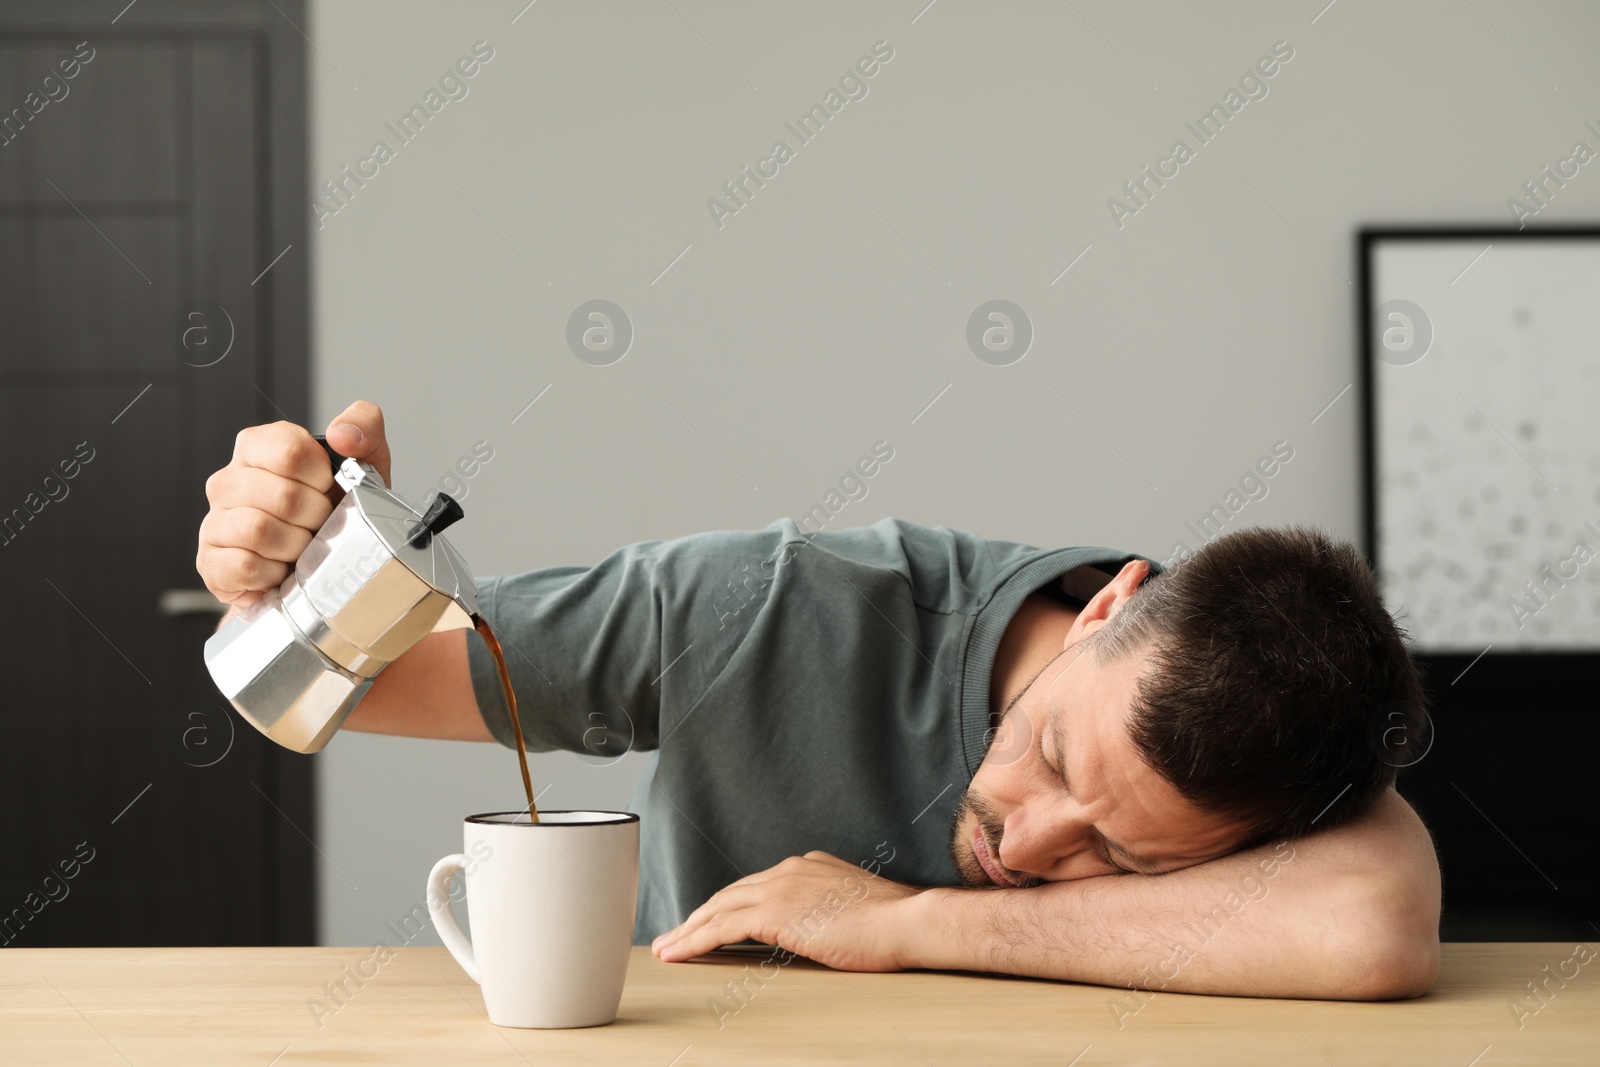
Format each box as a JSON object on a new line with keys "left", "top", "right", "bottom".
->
{"left": 196, "top": 400, "right": 392, "bottom": 610}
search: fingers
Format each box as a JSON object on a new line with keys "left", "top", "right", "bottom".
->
{"left": 655, "top": 892, "right": 765, "bottom": 962}
{"left": 653, "top": 857, "right": 857, "bottom": 962}
{"left": 670, "top": 883, "right": 764, "bottom": 939}
{"left": 197, "top": 506, "right": 315, "bottom": 602}
{"left": 656, "top": 855, "right": 849, "bottom": 953}
{"left": 231, "top": 421, "right": 336, "bottom": 492}
{"left": 203, "top": 507, "right": 316, "bottom": 563}
{"left": 196, "top": 544, "right": 290, "bottom": 602}
{"left": 205, "top": 465, "right": 333, "bottom": 530}
{"left": 653, "top": 883, "right": 759, "bottom": 959}
{"left": 324, "top": 400, "right": 391, "bottom": 486}
{"left": 657, "top": 916, "right": 749, "bottom": 962}
{"left": 197, "top": 403, "right": 387, "bottom": 601}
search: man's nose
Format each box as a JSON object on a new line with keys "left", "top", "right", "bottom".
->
{"left": 999, "top": 807, "right": 1090, "bottom": 876}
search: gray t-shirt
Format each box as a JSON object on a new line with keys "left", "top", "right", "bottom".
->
{"left": 463, "top": 517, "right": 1153, "bottom": 942}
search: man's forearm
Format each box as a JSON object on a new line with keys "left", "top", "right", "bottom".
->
{"left": 898, "top": 790, "right": 1440, "bottom": 1001}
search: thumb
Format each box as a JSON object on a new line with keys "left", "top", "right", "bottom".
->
{"left": 324, "top": 400, "right": 393, "bottom": 487}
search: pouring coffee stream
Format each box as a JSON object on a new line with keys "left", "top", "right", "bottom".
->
{"left": 473, "top": 613, "right": 540, "bottom": 822}
{"left": 204, "top": 435, "right": 541, "bottom": 820}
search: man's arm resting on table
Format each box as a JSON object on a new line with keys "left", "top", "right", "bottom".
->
{"left": 906, "top": 788, "right": 1440, "bottom": 1000}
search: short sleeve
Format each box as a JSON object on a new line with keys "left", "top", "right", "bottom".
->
{"left": 462, "top": 523, "right": 800, "bottom": 755}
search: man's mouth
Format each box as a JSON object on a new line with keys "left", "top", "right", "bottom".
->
{"left": 973, "top": 823, "right": 1017, "bottom": 887}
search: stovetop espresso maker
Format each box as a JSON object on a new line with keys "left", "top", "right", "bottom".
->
{"left": 203, "top": 438, "right": 479, "bottom": 752}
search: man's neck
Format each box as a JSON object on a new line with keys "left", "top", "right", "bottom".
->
{"left": 990, "top": 590, "right": 1080, "bottom": 716}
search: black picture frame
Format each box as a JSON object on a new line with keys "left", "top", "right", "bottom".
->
{"left": 1358, "top": 227, "right": 1600, "bottom": 940}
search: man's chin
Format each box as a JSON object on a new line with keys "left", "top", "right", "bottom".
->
{"left": 948, "top": 829, "right": 991, "bottom": 887}
{"left": 947, "top": 795, "right": 1017, "bottom": 888}
{"left": 950, "top": 838, "right": 1008, "bottom": 888}
{"left": 954, "top": 856, "right": 994, "bottom": 888}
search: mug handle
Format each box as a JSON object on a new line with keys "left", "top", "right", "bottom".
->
{"left": 427, "top": 853, "right": 479, "bottom": 983}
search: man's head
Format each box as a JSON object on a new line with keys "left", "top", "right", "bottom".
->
{"left": 949, "top": 525, "right": 1428, "bottom": 888}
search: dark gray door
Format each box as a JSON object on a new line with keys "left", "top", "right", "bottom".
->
{"left": 0, "top": 1, "right": 312, "bottom": 945}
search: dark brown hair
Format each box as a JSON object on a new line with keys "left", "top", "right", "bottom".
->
{"left": 1094, "top": 526, "right": 1428, "bottom": 841}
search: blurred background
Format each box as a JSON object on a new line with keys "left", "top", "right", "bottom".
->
{"left": 2, "top": 0, "right": 1595, "bottom": 951}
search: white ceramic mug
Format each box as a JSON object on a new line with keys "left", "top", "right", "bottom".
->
{"left": 427, "top": 811, "right": 640, "bottom": 1029}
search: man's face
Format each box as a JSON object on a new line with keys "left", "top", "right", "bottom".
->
{"left": 950, "top": 638, "right": 1253, "bottom": 887}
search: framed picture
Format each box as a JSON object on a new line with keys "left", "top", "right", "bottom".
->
{"left": 1360, "top": 227, "right": 1600, "bottom": 657}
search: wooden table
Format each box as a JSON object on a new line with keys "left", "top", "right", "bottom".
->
{"left": 1, "top": 944, "right": 1592, "bottom": 1064}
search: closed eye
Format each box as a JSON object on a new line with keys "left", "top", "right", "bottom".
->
{"left": 1093, "top": 837, "right": 1136, "bottom": 875}
{"left": 1041, "top": 714, "right": 1071, "bottom": 793}
{"left": 1043, "top": 718, "right": 1140, "bottom": 875}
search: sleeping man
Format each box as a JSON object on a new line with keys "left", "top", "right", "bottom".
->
{"left": 196, "top": 401, "right": 1441, "bottom": 1002}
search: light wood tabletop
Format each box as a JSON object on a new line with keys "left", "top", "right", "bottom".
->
{"left": 0, "top": 943, "right": 1592, "bottom": 1065}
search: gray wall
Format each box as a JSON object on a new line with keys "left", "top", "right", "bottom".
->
{"left": 307, "top": 0, "right": 1600, "bottom": 945}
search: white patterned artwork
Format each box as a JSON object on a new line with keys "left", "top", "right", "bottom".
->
{"left": 1369, "top": 234, "right": 1600, "bottom": 652}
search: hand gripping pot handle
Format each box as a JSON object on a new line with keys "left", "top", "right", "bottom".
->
{"left": 202, "top": 435, "right": 479, "bottom": 753}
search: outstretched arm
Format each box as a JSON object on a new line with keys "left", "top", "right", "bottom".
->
{"left": 653, "top": 789, "right": 1440, "bottom": 1001}
{"left": 905, "top": 788, "right": 1439, "bottom": 999}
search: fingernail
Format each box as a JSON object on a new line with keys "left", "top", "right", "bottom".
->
{"left": 332, "top": 422, "right": 364, "bottom": 445}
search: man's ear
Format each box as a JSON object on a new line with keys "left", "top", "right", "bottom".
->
{"left": 1063, "top": 559, "right": 1151, "bottom": 649}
